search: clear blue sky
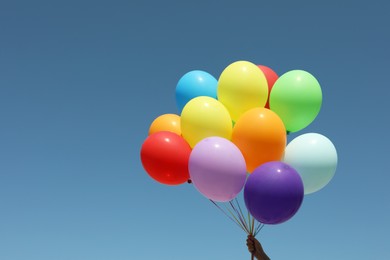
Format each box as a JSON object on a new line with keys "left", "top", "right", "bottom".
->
{"left": 0, "top": 0, "right": 389, "bottom": 259}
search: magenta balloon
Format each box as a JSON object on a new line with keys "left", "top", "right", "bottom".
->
{"left": 244, "top": 161, "right": 304, "bottom": 224}
{"left": 189, "top": 137, "right": 247, "bottom": 202}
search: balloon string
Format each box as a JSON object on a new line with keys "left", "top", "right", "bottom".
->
{"left": 230, "top": 198, "right": 251, "bottom": 235}
{"left": 246, "top": 204, "right": 252, "bottom": 235}
{"left": 210, "top": 199, "right": 266, "bottom": 237}
{"left": 209, "top": 200, "right": 247, "bottom": 233}
{"left": 234, "top": 198, "right": 265, "bottom": 237}
{"left": 223, "top": 203, "right": 248, "bottom": 233}
{"left": 234, "top": 198, "right": 249, "bottom": 234}
{"left": 254, "top": 223, "right": 265, "bottom": 237}
{"left": 228, "top": 201, "right": 250, "bottom": 234}
{"left": 234, "top": 199, "right": 251, "bottom": 235}
{"left": 251, "top": 217, "right": 255, "bottom": 235}
{"left": 224, "top": 203, "right": 250, "bottom": 234}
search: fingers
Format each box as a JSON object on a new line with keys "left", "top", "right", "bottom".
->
{"left": 247, "top": 244, "right": 255, "bottom": 253}
{"left": 246, "top": 237, "right": 255, "bottom": 253}
{"left": 254, "top": 238, "right": 263, "bottom": 249}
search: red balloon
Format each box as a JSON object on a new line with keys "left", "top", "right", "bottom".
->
{"left": 258, "top": 65, "right": 278, "bottom": 109}
{"left": 140, "top": 131, "right": 191, "bottom": 185}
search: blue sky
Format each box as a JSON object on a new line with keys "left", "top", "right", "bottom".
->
{"left": 0, "top": 0, "right": 389, "bottom": 259}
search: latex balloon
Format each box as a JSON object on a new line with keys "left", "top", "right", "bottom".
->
{"left": 269, "top": 70, "right": 322, "bottom": 133}
{"left": 189, "top": 137, "right": 247, "bottom": 202}
{"left": 257, "top": 65, "right": 278, "bottom": 109}
{"left": 181, "top": 96, "right": 232, "bottom": 148}
{"left": 148, "top": 114, "right": 181, "bottom": 136}
{"left": 217, "top": 61, "right": 268, "bottom": 121}
{"left": 175, "top": 70, "right": 218, "bottom": 113}
{"left": 232, "top": 108, "right": 286, "bottom": 173}
{"left": 140, "top": 131, "right": 191, "bottom": 185}
{"left": 244, "top": 161, "right": 304, "bottom": 224}
{"left": 283, "top": 133, "right": 338, "bottom": 194}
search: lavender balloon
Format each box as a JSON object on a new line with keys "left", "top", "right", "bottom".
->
{"left": 189, "top": 137, "right": 247, "bottom": 202}
{"left": 244, "top": 161, "right": 304, "bottom": 224}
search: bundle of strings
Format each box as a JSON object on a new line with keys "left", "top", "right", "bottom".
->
{"left": 210, "top": 198, "right": 264, "bottom": 237}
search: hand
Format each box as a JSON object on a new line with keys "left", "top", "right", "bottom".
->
{"left": 246, "top": 235, "right": 270, "bottom": 260}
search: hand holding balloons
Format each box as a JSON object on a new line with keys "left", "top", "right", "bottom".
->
{"left": 140, "top": 61, "right": 338, "bottom": 231}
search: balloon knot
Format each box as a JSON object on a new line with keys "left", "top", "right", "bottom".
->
{"left": 187, "top": 179, "right": 192, "bottom": 184}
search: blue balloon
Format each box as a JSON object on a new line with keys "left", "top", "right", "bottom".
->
{"left": 175, "top": 70, "right": 218, "bottom": 113}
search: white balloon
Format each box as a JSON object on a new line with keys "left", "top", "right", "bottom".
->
{"left": 283, "top": 133, "right": 337, "bottom": 194}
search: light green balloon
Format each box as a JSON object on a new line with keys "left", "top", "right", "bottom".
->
{"left": 283, "top": 133, "right": 338, "bottom": 195}
{"left": 270, "top": 70, "right": 322, "bottom": 133}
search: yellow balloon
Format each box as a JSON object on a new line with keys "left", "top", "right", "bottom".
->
{"left": 181, "top": 96, "right": 232, "bottom": 148}
{"left": 217, "top": 61, "right": 268, "bottom": 122}
{"left": 148, "top": 114, "right": 181, "bottom": 136}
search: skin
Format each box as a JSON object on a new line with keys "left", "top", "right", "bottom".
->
{"left": 246, "top": 235, "right": 270, "bottom": 260}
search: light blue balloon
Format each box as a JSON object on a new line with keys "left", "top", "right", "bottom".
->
{"left": 283, "top": 133, "right": 338, "bottom": 195}
{"left": 175, "top": 70, "right": 218, "bottom": 113}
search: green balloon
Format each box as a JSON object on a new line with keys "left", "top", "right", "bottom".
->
{"left": 269, "top": 70, "right": 322, "bottom": 132}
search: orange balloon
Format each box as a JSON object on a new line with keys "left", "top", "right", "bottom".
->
{"left": 149, "top": 114, "right": 181, "bottom": 135}
{"left": 232, "top": 108, "right": 286, "bottom": 173}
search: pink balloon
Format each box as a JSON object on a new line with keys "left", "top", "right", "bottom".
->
{"left": 189, "top": 137, "right": 247, "bottom": 202}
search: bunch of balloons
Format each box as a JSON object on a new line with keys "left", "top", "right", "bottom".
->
{"left": 140, "top": 61, "right": 338, "bottom": 225}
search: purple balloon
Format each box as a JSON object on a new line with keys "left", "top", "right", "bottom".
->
{"left": 244, "top": 161, "right": 304, "bottom": 224}
{"left": 189, "top": 137, "right": 247, "bottom": 202}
